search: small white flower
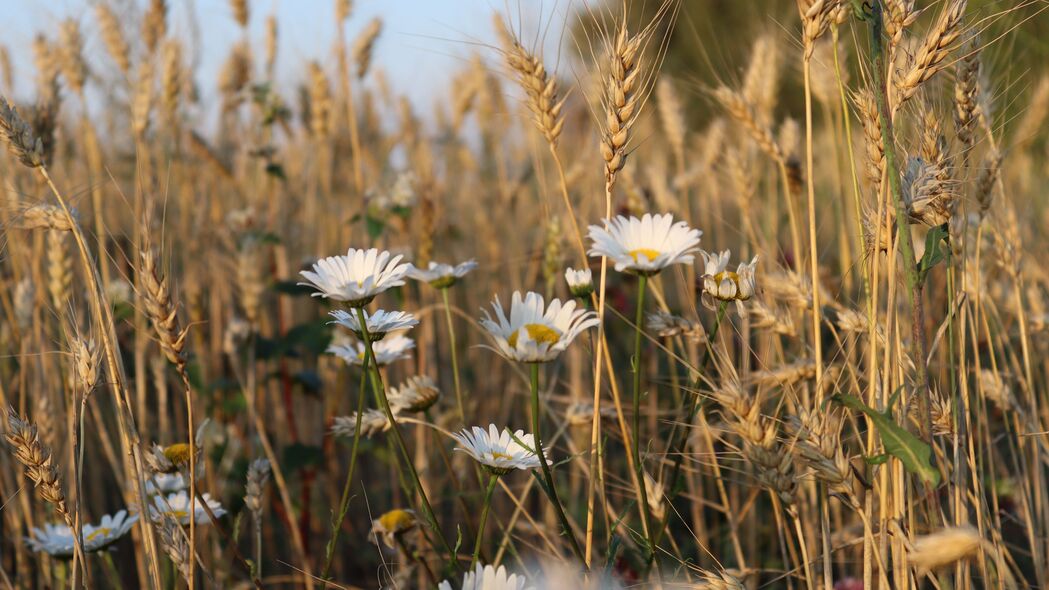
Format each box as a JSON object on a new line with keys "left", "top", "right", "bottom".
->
{"left": 328, "top": 334, "right": 415, "bottom": 366}
{"left": 438, "top": 563, "right": 533, "bottom": 590}
{"left": 700, "top": 250, "right": 759, "bottom": 309}
{"left": 587, "top": 213, "right": 702, "bottom": 275}
{"left": 388, "top": 375, "right": 441, "bottom": 412}
{"left": 406, "top": 259, "right": 478, "bottom": 289}
{"left": 328, "top": 309, "right": 418, "bottom": 341}
{"left": 646, "top": 311, "right": 700, "bottom": 339}
{"left": 26, "top": 511, "right": 139, "bottom": 557}
{"left": 480, "top": 291, "right": 599, "bottom": 363}
{"left": 331, "top": 410, "right": 391, "bottom": 438}
{"left": 145, "top": 471, "right": 197, "bottom": 495}
{"left": 149, "top": 491, "right": 226, "bottom": 525}
{"left": 451, "top": 424, "right": 547, "bottom": 475}
{"left": 299, "top": 248, "right": 410, "bottom": 306}
{"left": 371, "top": 508, "right": 418, "bottom": 548}
{"left": 564, "top": 267, "right": 594, "bottom": 298}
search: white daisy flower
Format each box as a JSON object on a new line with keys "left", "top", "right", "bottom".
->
{"left": 587, "top": 213, "right": 702, "bottom": 275}
{"left": 564, "top": 267, "right": 594, "bottom": 298}
{"left": 331, "top": 409, "right": 391, "bottom": 438}
{"left": 388, "top": 375, "right": 441, "bottom": 412}
{"left": 145, "top": 471, "right": 198, "bottom": 495}
{"left": 328, "top": 309, "right": 418, "bottom": 341}
{"left": 26, "top": 511, "right": 139, "bottom": 557}
{"left": 700, "top": 250, "right": 759, "bottom": 308}
{"left": 328, "top": 334, "right": 415, "bottom": 367}
{"left": 371, "top": 508, "right": 418, "bottom": 548}
{"left": 438, "top": 563, "right": 533, "bottom": 590}
{"left": 479, "top": 291, "right": 599, "bottom": 363}
{"left": 406, "top": 259, "right": 478, "bottom": 289}
{"left": 451, "top": 424, "right": 547, "bottom": 475}
{"left": 149, "top": 491, "right": 226, "bottom": 526}
{"left": 299, "top": 248, "right": 410, "bottom": 306}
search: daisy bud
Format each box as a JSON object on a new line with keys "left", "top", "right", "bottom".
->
{"left": 564, "top": 267, "right": 594, "bottom": 298}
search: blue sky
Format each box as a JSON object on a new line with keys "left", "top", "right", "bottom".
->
{"left": 5, "top": 0, "right": 573, "bottom": 112}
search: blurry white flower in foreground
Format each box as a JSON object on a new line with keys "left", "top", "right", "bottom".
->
{"left": 438, "top": 563, "right": 532, "bottom": 590}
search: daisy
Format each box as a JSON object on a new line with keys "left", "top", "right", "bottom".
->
{"left": 587, "top": 213, "right": 702, "bottom": 275}
{"left": 328, "top": 308, "right": 418, "bottom": 341}
{"left": 438, "top": 563, "right": 533, "bottom": 590}
{"left": 564, "top": 267, "right": 594, "bottom": 298}
{"left": 328, "top": 334, "right": 415, "bottom": 367}
{"left": 451, "top": 424, "right": 547, "bottom": 475}
{"left": 406, "top": 259, "right": 478, "bottom": 289}
{"left": 388, "top": 375, "right": 441, "bottom": 412}
{"left": 700, "top": 250, "right": 759, "bottom": 309}
{"left": 331, "top": 409, "right": 391, "bottom": 438}
{"left": 145, "top": 471, "right": 194, "bottom": 495}
{"left": 480, "top": 291, "right": 598, "bottom": 363}
{"left": 150, "top": 491, "right": 226, "bottom": 526}
{"left": 371, "top": 508, "right": 418, "bottom": 548}
{"left": 299, "top": 248, "right": 410, "bottom": 306}
{"left": 26, "top": 511, "right": 139, "bottom": 557}
{"left": 146, "top": 419, "right": 210, "bottom": 475}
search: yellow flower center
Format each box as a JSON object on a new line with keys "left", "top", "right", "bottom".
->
{"left": 163, "top": 443, "right": 194, "bottom": 466}
{"left": 490, "top": 451, "right": 514, "bottom": 461}
{"left": 713, "top": 271, "right": 740, "bottom": 285}
{"left": 86, "top": 528, "right": 111, "bottom": 542}
{"left": 378, "top": 509, "right": 415, "bottom": 533}
{"left": 166, "top": 510, "right": 189, "bottom": 520}
{"left": 628, "top": 248, "right": 662, "bottom": 263}
{"left": 507, "top": 323, "right": 561, "bottom": 349}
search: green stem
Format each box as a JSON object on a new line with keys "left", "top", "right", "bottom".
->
{"left": 354, "top": 307, "right": 458, "bottom": 570}
{"left": 99, "top": 552, "right": 125, "bottom": 590}
{"left": 867, "top": 2, "right": 934, "bottom": 440}
{"left": 471, "top": 474, "right": 499, "bottom": 569}
{"left": 529, "top": 363, "right": 585, "bottom": 565}
{"left": 321, "top": 345, "right": 372, "bottom": 582}
{"left": 441, "top": 288, "right": 467, "bottom": 424}
{"left": 650, "top": 301, "right": 728, "bottom": 553}
{"left": 632, "top": 274, "right": 654, "bottom": 559}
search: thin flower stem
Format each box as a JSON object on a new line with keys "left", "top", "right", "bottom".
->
{"left": 650, "top": 301, "right": 728, "bottom": 552}
{"left": 320, "top": 347, "right": 372, "bottom": 582}
{"left": 867, "top": 3, "right": 934, "bottom": 441}
{"left": 529, "top": 363, "right": 585, "bottom": 565}
{"left": 99, "top": 551, "right": 125, "bottom": 590}
{"left": 632, "top": 274, "right": 654, "bottom": 560}
{"left": 189, "top": 487, "right": 262, "bottom": 588}
{"left": 395, "top": 534, "right": 437, "bottom": 586}
{"left": 353, "top": 307, "right": 458, "bottom": 570}
{"left": 471, "top": 474, "right": 499, "bottom": 570}
{"left": 441, "top": 288, "right": 467, "bottom": 424}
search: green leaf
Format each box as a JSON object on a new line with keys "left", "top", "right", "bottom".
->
{"left": 917, "top": 223, "right": 950, "bottom": 285}
{"left": 832, "top": 393, "right": 940, "bottom": 486}
{"left": 864, "top": 453, "right": 890, "bottom": 465}
{"left": 365, "top": 214, "right": 385, "bottom": 240}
